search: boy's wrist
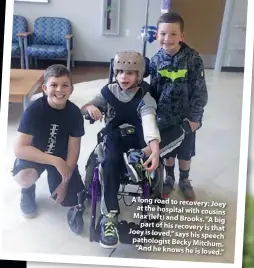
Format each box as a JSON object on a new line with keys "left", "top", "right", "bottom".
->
{"left": 66, "top": 161, "right": 76, "bottom": 174}
{"left": 186, "top": 115, "right": 201, "bottom": 123}
{"left": 50, "top": 155, "right": 63, "bottom": 167}
{"left": 15, "top": 145, "right": 62, "bottom": 167}
{"left": 149, "top": 139, "right": 160, "bottom": 153}
{"left": 150, "top": 150, "right": 159, "bottom": 157}
{"left": 81, "top": 104, "right": 93, "bottom": 113}
{"left": 81, "top": 105, "right": 88, "bottom": 114}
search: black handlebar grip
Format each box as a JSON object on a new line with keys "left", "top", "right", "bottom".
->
{"left": 84, "top": 112, "right": 95, "bottom": 124}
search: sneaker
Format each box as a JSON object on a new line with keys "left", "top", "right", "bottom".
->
{"left": 100, "top": 213, "right": 119, "bottom": 249}
{"left": 123, "top": 150, "right": 147, "bottom": 183}
{"left": 178, "top": 179, "right": 196, "bottom": 201}
{"left": 20, "top": 184, "right": 37, "bottom": 218}
{"left": 163, "top": 175, "right": 175, "bottom": 198}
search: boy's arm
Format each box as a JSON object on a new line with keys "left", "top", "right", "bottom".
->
{"left": 143, "top": 138, "right": 160, "bottom": 172}
{"left": 65, "top": 136, "right": 81, "bottom": 178}
{"left": 139, "top": 92, "right": 160, "bottom": 172}
{"left": 149, "top": 58, "right": 158, "bottom": 101}
{"left": 15, "top": 105, "right": 74, "bottom": 182}
{"left": 139, "top": 92, "right": 161, "bottom": 145}
{"left": 14, "top": 104, "right": 61, "bottom": 166}
{"left": 15, "top": 132, "right": 71, "bottom": 183}
{"left": 188, "top": 54, "right": 208, "bottom": 123}
{"left": 81, "top": 92, "right": 107, "bottom": 113}
{"left": 14, "top": 132, "right": 60, "bottom": 166}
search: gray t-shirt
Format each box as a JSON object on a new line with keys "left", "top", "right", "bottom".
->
{"left": 87, "top": 83, "right": 157, "bottom": 124}
{"left": 85, "top": 82, "right": 161, "bottom": 144}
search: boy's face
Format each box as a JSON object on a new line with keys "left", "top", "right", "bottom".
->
{"left": 157, "top": 22, "right": 184, "bottom": 55}
{"left": 116, "top": 70, "right": 139, "bottom": 90}
{"left": 42, "top": 76, "right": 73, "bottom": 109}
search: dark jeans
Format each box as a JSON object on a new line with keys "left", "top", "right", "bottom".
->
{"left": 100, "top": 128, "right": 146, "bottom": 215}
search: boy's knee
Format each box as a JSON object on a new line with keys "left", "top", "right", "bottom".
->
{"left": 14, "top": 168, "right": 39, "bottom": 188}
{"left": 165, "top": 157, "right": 175, "bottom": 166}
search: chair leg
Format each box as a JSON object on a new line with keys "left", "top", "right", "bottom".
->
{"left": 34, "top": 57, "right": 38, "bottom": 69}
{"left": 24, "top": 37, "right": 29, "bottom": 69}
{"left": 20, "top": 56, "right": 24, "bottom": 69}
{"left": 25, "top": 54, "right": 29, "bottom": 69}
{"left": 29, "top": 57, "right": 33, "bottom": 68}
{"left": 67, "top": 54, "right": 71, "bottom": 71}
{"left": 72, "top": 54, "right": 75, "bottom": 68}
{"left": 66, "top": 39, "right": 72, "bottom": 70}
{"left": 18, "top": 37, "right": 24, "bottom": 69}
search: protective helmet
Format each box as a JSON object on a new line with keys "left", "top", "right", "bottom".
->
{"left": 113, "top": 50, "right": 145, "bottom": 83}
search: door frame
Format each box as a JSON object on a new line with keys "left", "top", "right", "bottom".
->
{"left": 214, "top": 0, "right": 235, "bottom": 71}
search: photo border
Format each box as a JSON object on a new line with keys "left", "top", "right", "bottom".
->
{"left": 1, "top": 0, "right": 254, "bottom": 267}
{"left": 14, "top": 0, "right": 49, "bottom": 3}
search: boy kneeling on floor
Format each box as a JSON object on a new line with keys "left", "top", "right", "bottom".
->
{"left": 12, "top": 64, "right": 85, "bottom": 218}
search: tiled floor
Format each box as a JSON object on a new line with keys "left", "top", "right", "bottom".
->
{"left": 1, "top": 69, "right": 246, "bottom": 266}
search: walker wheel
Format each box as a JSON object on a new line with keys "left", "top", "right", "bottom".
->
{"left": 67, "top": 207, "right": 84, "bottom": 235}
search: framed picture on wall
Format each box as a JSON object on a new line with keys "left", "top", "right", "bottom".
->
{"left": 102, "top": 0, "right": 120, "bottom": 35}
{"left": 14, "top": 0, "right": 49, "bottom": 3}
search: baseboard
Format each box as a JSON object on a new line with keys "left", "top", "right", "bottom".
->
{"left": 73, "top": 62, "right": 244, "bottom": 73}
{"left": 221, "top": 66, "right": 244, "bottom": 73}
{"left": 74, "top": 61, "right": 110, "bottom": 67}
{"left": 11, "top": 58, "right": 111, "bottom": 69}
{"left": 11, "top": 58, "right": 244, "bottom": 73}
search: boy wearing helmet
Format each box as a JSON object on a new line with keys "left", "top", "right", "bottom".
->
{"left": 81, "top": 50, "right": 161, "bottom": 249}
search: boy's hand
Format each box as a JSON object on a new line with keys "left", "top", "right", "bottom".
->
{"left": 54, "top": 157, "right": 72, "bottom": 183}
{"left": 51, "top": 182, "right": 68, "bottom": 204}
{"left": 144, "top": 152, "right": 159, "bottom": 172}
{"left": 185, "top": 119, "right": 200, "bottom": 132}
{"left": 85, "top": 105, "right": 103, "bottom": 121}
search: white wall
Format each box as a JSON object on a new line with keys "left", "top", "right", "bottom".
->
{"left": 14, "top": 0, "right": 247, "bottom": 67}
{"left": 223, "top": 0, "right": 248, "bottom": 67}
{"left": 14, "top": 0, "right": 161, "bottom": 62}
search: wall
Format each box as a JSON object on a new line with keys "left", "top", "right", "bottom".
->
{"left": 14, "top": 0, "right": 248, "bottom": 67}
{"left": 14, "top": 0, "right": 161, "bottom": 62}
{"left": 223, "top": 0, "right": 248, "bottom": 67}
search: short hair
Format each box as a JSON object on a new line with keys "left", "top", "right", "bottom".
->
{"left": 157, "top": 12, "right": 184, "bottom": 32}
{"left": 43, "top": 64, "right": 72, "bottom": 84}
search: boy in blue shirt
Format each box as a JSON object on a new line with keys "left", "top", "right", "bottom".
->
{"left": 125, "top": 12, "right": 208, "bottom": 201}
{"left": 12, "top": 64, "right": 85, "bottom": 218}
{"left": 149, "top": 11, "right": 208, "bottom": 200}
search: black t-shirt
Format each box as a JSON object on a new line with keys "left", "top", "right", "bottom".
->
{"left": 18, "top": 96, "right": 84, "bottom": 160}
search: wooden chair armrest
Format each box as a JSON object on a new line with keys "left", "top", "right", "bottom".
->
{"left": 17, "top": 31, "right": 32, "bottom": 37}
{"left": 65, "top": 34, "right": 73, "bottom": 39}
